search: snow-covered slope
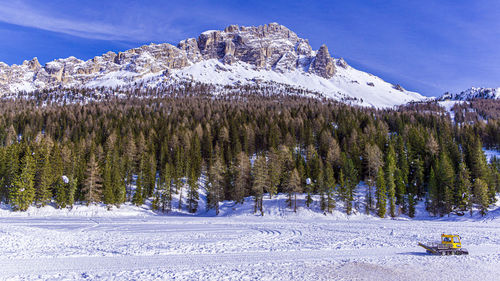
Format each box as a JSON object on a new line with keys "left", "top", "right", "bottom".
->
{"left": 165, "top": 59, "right": 424, "bottom": 108}
{"left": 440, "top": 87, "right": 500, "bottom": 101}
{"left": 0, "top": 23, "right": 426, "bottom": 108}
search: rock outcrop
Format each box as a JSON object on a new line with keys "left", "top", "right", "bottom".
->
{"left": 310, "top": 45, "right": 335, "bottom": 79}
{"left": 439, "top": 87, "right": 500, "bottom": 101}
{"left": 0, "top": 22, "right": 340, "bottom": 95}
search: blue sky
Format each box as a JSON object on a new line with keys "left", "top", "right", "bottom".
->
{"left": 0, "top": 0, "right": 498, "bottom": 97}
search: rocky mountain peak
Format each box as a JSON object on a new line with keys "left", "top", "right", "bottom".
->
{"left": 310, "top": 44, "right": 335, "bottom": 79}
{"left": 23, "top": 57, "right": 41, "bottom": 71}
{"left": 193, "top": 23, "right": 302, "bottom": 69}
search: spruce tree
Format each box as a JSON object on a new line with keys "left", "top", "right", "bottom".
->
{"left": 174, "top": 147, "right": 184, "bottom": 208}
{"left": 394, "top": 168, "right": 406, "bottom": 212}
{"left": 395, "top": 136, "right": 409, "bottom": 208}
{"left": 36, "top": 152, "right": 52, "bottom": 207}
{"left": 10, "top": 147, "right": 35, "bottom": 211}
{"left": 234, "top": 152, "right": 250, "bottom": 203}
{"left": 469, "top": 139, "right": 489, "bottom": 181}
{"left": 132, "top": 159, "right": 145, "bottom": 206}
{"left": 364, "top": 143, "right": 383, "bottom": 214}
{"left": 473, "top": 178, "right": 489, "bottom": 216}
{"left": 102, "top": 151, "right": 115, "bottom": 206}
{"left": 288, "top": 168, "right": 302, "bottom": 212}
{"left": 408, "top": 156, "right": 423, "bottom": 217}
{"left": 124, "top": 134, "right": 136, "bottom": 201}
{"left": 66, "top": 176, "right": 77, "bottom": 207}
{"left": 187, "top": 167, "right": 199, "bottom": 213}
{"left": 324, "top": 165, "right": 336, "bottom": 213}
{"left": 427, "top": 167, "right": 438, "bottom": 216}
{"left": 341, "top": 154, "right": 357, "bottom": 215}
{"left": 385, "top": 144, "right": 397, "bottom": 217}
{"left": 376, "top": 168, "right": 386, "bottom": 218}
{"left": 267, "top": 148, "right": 281, "bottom": 199}
{"left": 438, "top": 152, "right": 455, "bottom": 216}
{"left": 83, "top": 153, "right": 102, "bottom": 205}
{"left": 304, "top": 180, "right": 313, "bottom": 208}
{"left": 162, "top": 163, "right": 173, "bottom": 212}
{"left": 252, "top": 154, "right": 268, "bottom": 215}
{"left": 144, "top": 151, "right": 157, "bottom": 199}
{"left": 338, "top": 169, "right": 346, "bottom": 212}
{"left": 111, "top": 149, "right": 126, "bottom": 206}
{"left": 51, "top": 145, "right": 66, "bottom": 208}
{"left": 319, "top": 165, "right": 327, "bottom": 211}
{"left": 208, "top": 150, "right": 224, "bottom": 215}
{"left": 455, "top": 161, "right": 471, "bottom": 213}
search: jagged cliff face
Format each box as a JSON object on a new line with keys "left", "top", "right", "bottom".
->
{"left": 0, "top": 23, "right": 335, "bottom": 94}
{"left": 0, "top": 23, "right": 425, "bottom": 107}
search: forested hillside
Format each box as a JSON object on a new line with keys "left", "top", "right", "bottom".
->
{"left": 0, "top": 85, "right": 499, "bottom": 217}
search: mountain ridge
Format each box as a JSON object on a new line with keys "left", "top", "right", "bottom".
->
{"left": 440, "top": 87, "right": 500, "bottom": 101}
{"left": 0, "top": 22, "right": 426, "bottom": 107}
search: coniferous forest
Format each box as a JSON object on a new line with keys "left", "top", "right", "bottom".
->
{"left": 1, "top": 85, "right": 499, "bottom": 218}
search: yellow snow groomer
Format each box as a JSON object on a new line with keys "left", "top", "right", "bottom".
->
{"left": 418, "top": 234, "right": 469, "bottom": 255}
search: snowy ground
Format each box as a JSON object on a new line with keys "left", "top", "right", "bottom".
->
{"left": 1, "top": 194, "right": 500, "bottom": 280}
{"left": 484, "top": 148, "right": 500, "bottom": 162}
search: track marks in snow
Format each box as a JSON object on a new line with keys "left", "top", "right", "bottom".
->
{"left": 2, "top": 217, "right": 500, "bottom": 280}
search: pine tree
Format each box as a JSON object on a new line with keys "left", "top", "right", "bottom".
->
{"left": 455, "top": 161, "right": 471, "bottom": 213}
{"left": 408, "top": 157, "right": 423, "bottom": 217}
{"left": 338, "top": 169, "right": 346, "bottom": 212}
{"left": 438, "top": 152, "right": 455, "bottom": 216}
{"left": 473, "top": 178, "right": 489, "bottom": 216}
{"left": 287, "top": 168, "right": 302, "bottom": 212}
{"left": 395, "top": 136, "right": 409, "bottom": 209}
{"left": 341, "top": 154, "right": 357, "bottom": 215}
{"left": 144, "top": 150, "right": 157, "bottom": 199}
{"left": 152, "top": 179, "right": 161, "bottom": 211}
{"left": 102, "top": 151, "right": 115, "bottom": 206}
{"left": 10, "top": 147, "right": 35, "bottom": 211}
{"left": 36, "top": 152, "right": 52, "bottom": 207}
{"left": 469, "top": 139, "right": 489, "bottom": 181}
{"left": 132, "top": 158, "right": 145, "bottom": 206}
{"left": 51, "top": 145, "right": 66, "bottom": 208}
{"left": 66, "top": 176, "right": 77, "bottom": 207}
{"left": 252, "top": 154, "right": 268, "bottom": 215}
{"left": 234, "top": 152, "right": 250, "bottom": 203}
{"left": 324, "top": 165, "right": 336, "bottom": 213}
{"left": 111, "top": 149, "right": 126, "bottom": 206}
{"left": 364, "top": 143, "right": 383, "bottom": 214}
{"left": 187, "top": 167, "right": 199, "bottom": 213}
{"left": 174, "top": 147, "right": 184, "bottom": 208}
{"left": 376, "top": 168, "right": 386, "bottom": 218}
{"left": 83, "top": 153, "right": 102, "bottom": 205}
{"left": 385, "top": 143, "right": 397, "bottom": 217}
{"left": 427, "top": 167, "right": 439, "bottom": 216}
{"left": 124, "top": 134, "right": 136, "bottom": 201}
{"left": 304, "top": 179, "right": 313, "bottom": 208}
{"left": 267, "top": 148, "right": 281, "bottom": 198}
{"left": 319, "top": 165, "right": 327, "bottom": 211}
{"left": 208, "top": 150, "right": 224, "bottom": 215}
{"left": 158, "top": 163, "right": 172, "bottom": 212}
{"left": 394, "top": 168, "right": 406, "bottom": 213}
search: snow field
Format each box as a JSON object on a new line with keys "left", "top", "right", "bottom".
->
{"left": 1, "top": 181, "right": 500, "bottom": 280}
{"left": 1, "top": 188, "right": 500, "bottom": 281}
{"left": 1, "top": 215, "right": 500, "bottom": 280}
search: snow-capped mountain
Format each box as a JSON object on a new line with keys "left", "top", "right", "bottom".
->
{"left": 440, "top": 87, "right": 500, "bottom": 101}
{"left": 0, "top": 23, "right": 426, "bottom": 108}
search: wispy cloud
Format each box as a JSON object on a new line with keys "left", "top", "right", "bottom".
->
{"left": 0, "top": 0, "right": 180, "bottom": 41}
